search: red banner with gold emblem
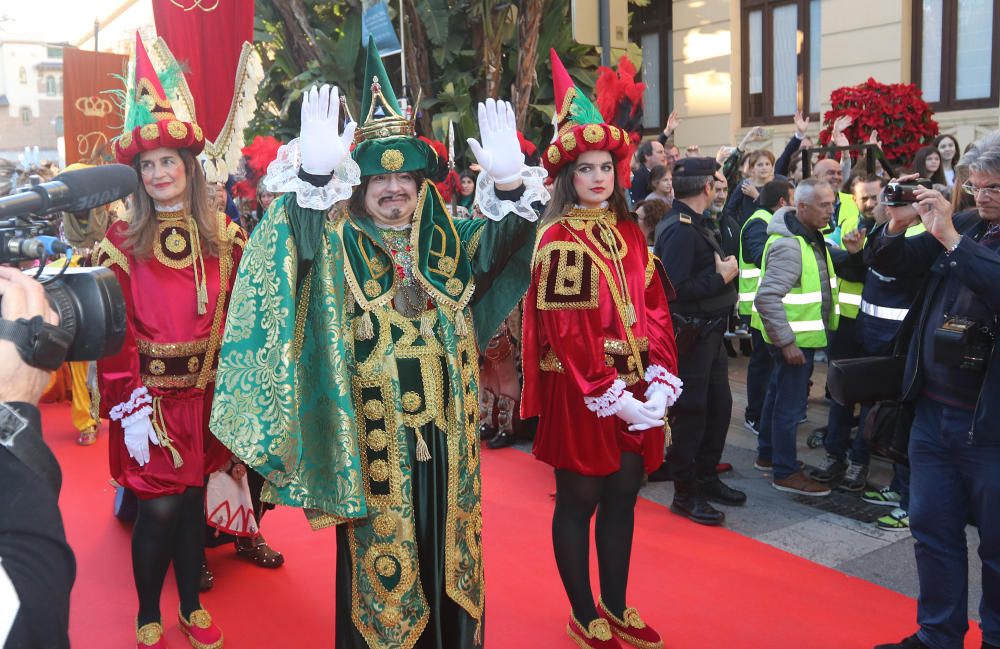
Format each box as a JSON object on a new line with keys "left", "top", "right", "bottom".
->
{"left": 62, "top": 49, "right": 128, "bottom": 165}
{"left": 151, "top": 0, "right": 254, "bottom": 144}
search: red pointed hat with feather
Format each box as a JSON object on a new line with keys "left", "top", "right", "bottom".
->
{"left": 543, "top": 49, "right": 632, "bottom": 186}
{"left": 113, "top": 33, "right": 205, "bottom": 165}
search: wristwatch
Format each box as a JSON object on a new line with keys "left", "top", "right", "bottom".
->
{"left": 0, "top": 402, "right": 29, "bottom": 447}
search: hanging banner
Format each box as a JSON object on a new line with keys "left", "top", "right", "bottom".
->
{"left": 62, "top": 48, "right": 128, "bottom": 165}
{"left": 362, "top": 0, "right": 402, "bottom": 57}
{"left": 151, "top": 0, "right": 255, "bottom": 145}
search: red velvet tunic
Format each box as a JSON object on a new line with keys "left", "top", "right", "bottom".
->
{"left": 94, "top": 212, "right": 245, "bottom": 498}
{"left": 521, "top": 207, "right": 679, "bottom": 476}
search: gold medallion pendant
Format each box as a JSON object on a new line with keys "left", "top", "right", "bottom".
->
{"left": 166, "top": 229, "right": 187, "bottom": 254}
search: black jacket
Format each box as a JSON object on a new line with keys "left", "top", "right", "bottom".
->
{"left": 654, "top": 199, "right": 738, "bottom": 316}
{"left": 868, "top": 210, "right": 1000, "bottom": 443}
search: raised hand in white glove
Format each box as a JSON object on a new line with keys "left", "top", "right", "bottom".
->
{"left": 641, "top": 389, "right": 668, "bottom": 422}
{"left": 467, "top": 98, "right": 524, "bottom": 185}
{"left": 123, "top": 415, "right": 159, "bottom": 466}
{"left": 616, "top": 393, "right": 664, "bottom": 432}
{"left": 299, "top": 84, "right": 357, "bottom": 175}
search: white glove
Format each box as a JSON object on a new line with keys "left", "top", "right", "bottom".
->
{"left": 616, "top": 393, "right": 663, "bottom": 432}
{"left": 123, "top": 415, "right": 159, "bottom": 467}
{"left": 641, "top": 389, "right": 668, "bottom": 422}
{"left": 299, "top": 84, "right": 357, "bottom": 175}
{"left": 467, "top": 99, "right": 524, "bottom": 184}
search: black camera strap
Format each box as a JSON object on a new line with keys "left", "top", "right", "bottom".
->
{"left": 0, "top": 316, "right": 72, "bottom": 370}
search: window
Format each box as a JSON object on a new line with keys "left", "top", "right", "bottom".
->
{"left": 913, "top": 0, "right": 999, "bottom": 110}
{"left": 632, "top": 3, "right": 672, "bottom": 134}
{"left": 20, "top": 107, "right": 31, "bottom": 126}
{"left": 47, "top": 47, "right": 63, "bottom": 59}
{"left": 18, "top": 67, "right": 27, "bottom": 84}
{"left": 741, "top": 0, "right": 821, "bottom": 125}
{"left": 45, "top": 76, "right": 56, "bottom": 96}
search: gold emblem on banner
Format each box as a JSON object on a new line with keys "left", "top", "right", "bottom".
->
{"left": 76, "top": 131, "right": 109, "bottom": 159}
{"left": 169, "top": 0, "right": 220, "bottom": 11}
{"left": 75, "top": 96, "right": 113, "bottom": 118}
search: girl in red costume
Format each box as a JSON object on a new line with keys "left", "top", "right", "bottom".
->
{"left": 522, "top": 50, "right": 682, "bottom": 649}
{"left": 94, "top": 34, "right": 244, "bottom": 649}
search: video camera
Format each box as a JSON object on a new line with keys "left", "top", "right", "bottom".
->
{"left": 0, "top": 164, "right": 136, "bottom": 369}
{"left": 881, "top": 178, "right": 933, "bottom": 206}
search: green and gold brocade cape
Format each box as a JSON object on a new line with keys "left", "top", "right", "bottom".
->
{"left": 210, "top": 183, "right": 535, "bottom": 648}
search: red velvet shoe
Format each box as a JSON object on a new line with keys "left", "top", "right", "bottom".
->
{"left": 178, "top": 608, "right": 223, "bottom": 649}
{"left": 598, "top": 600, "right": 664, "bottom": 649}
{"left": 136, "top": 621, "right": 167, "bottom": 649}
{"left": 567, "top": 614, "right": 623, "bottom": 648}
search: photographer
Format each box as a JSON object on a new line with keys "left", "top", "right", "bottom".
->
{"left": 0, "top": 267, "right": 74, "bottom": 649}
{"left": 870, "top": 132, "right": 1000, "bottom": 649}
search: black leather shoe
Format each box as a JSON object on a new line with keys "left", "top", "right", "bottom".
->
{"left": 486, "top": 429, "right": 517, "bottom": 449}
{"left": 199, "top": 561, "right": 214, "bottom": 592}
{"left": 873, "top": 633, "right": 930, "bottom": 649}
{"left": 699, "top": 478, "right": 747, "bottom": 506}
{"left": 647, "top": 461, "right": 672, "bottom": 482}
{"left": 670, "top": 481, "right": 724, "bottom": 526}
{"left": 479, "top": 423, "right": 497, "bottom": 441}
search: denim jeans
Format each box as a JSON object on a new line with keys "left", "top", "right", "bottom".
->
{"left": 757, "top": 344, "right": 815, "bottom": 480}
{"left": 909, "top": 398, "right": 1000, "bottom": 649}
{"left": 744, "top": 326, "right": 773, "bottom": 425}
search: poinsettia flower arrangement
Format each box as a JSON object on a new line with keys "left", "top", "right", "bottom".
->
{"left": 819, "top": 78, "right": 939, "bottom": 164}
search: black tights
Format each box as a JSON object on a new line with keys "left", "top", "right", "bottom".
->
{"left": 552, "top": 452, "right": 644, "bottom": 625}
{"left": 133, "top": 487, "right": 205, "bottom": 625}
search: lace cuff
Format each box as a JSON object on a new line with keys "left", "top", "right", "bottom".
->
{"left": 583, "top": 379, "right": 628, "bottom": 418}
{"left": 109, "top": 386, "right": 152, "bottom": 422}
{"left": 262, "top": 138, "right": 361, "bottom": 210}
{"left": 121, "top": 405, "right": 153, "bottom": 428}
{"left": 475, "top": 166, "right": 549, "bottom": 222}
{"left": 644, "top": 365, "right": 683, "bottom": 407}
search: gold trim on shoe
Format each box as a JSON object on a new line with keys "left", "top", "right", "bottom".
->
{"left": 178, "top": 608, "right": 224, "bottom": 649}
{"left": 567, "top": 614, "right": 615, "bottom": 647}
{"left": 136, "top": 621, "right": 164, "bottom": 647}
{"left": 598, "top": 599, "right": 664, "bottom": 649}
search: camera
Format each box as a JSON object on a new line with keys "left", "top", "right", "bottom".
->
{"left": 881, "top": 178, "right": 933, "bottom": 206}
{"left": 0, "top": 165, "right": 136, "bottom": 367}
{"left": 933, "top": 317, "right": 997, "bottom": 371}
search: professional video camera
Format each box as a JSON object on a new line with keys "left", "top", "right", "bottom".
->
{"left": 0, "top": 164, "right": 136, "bottom": 369}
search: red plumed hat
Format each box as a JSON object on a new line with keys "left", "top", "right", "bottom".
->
{"left": 543, "top": 49, "right": 632, "bottom": 186}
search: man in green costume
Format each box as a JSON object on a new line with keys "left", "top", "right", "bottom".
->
{"left": 209, "top": 39, "right": 548, "bottom": 648}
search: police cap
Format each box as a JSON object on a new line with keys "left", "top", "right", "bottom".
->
{"left": 672, "top": 157, "right": 721, "bottom": 177}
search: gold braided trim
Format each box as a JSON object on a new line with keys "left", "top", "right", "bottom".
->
{"left": 598, "top": 600, "right": 663, "bottom": 649}
{"left": 197, "top": 212, "right": 234, "bottom": 390}
{"left": 95, "top": 237, "right": 130, "bottom": 275}
{"left": 136, "top": 338, "right": 208, "bottom": 357}
{"left": 142, "top": 370, "right": 214, "bottom": 389}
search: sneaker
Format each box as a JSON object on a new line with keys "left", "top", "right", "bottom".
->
{"left": 743, "top": 418, "right": 760, "bottom": 436}
{"left": 753, "top": 456, "right": 772, "bottom": 471}
{"left": 808, "top": 455, "right": 847, "bottom": 483}
{"left": 772, "top": 471, "right": 831, "bottom": 497}
{"left": 876, "top": 507, "right": 909, "bottom": 532}
{"left": 840, "top": 461, "right": 869, "bottom": 492}
{"left": 873, "top": 633, "right": 931, "bottom": 649}
{"left": 862, "top": 487, "right": 902, "bottom": 507}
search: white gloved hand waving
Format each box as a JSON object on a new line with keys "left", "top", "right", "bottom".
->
{"left": 123, "top": 415, "right": 159, "bottom": 467}
{"left": 467, "top": 99, "right": 524, "bottom": 184}
{"left": 616, "top": 393, "right": 663, "bottom": 432}
{"left": 299, "top": 84, "right": 357, "bottom": 176}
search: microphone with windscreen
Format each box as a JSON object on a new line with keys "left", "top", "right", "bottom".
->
{"left": 0, "top": 164, "right": 138, "bottom": 218}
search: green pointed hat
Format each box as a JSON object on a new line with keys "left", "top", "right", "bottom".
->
{"left": 352, "top": 36, "right": 436, "bottom": 177}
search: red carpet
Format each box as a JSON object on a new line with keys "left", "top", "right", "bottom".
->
{"left": 36, "top": 401, "right": 981, "bottom": 648}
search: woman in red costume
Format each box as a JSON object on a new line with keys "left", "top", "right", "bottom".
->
{"left": 94, "top": 34, "right": 243, "bottom": 649}
{"left": 522, "top": 50, "right": 682, "bottom": 649}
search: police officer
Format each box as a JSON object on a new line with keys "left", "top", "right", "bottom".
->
{"left": 652, "top": 157, "right": 746, "bottom": 525}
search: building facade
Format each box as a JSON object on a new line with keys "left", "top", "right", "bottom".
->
{"left": 0, "top": 39, "right": 64, "bottom": 162}
{"left": 636, "top": 0, "right": 999, "bottom": 156}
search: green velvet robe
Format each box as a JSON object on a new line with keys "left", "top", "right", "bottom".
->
{"left": 210, "top": 184, "right": 535, "bottom": 648}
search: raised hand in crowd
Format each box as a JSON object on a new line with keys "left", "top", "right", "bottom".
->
{"left": 841, "top": 228, "right": 867, "bottom": 254}
{"left": 714, "top": 251, "right": 739, "bottom": 283}
{"left": 868, "top": 129, "right": 882, "bottom": 150}
{"left": 739, "top": 126, "right": 767, "bottom": 150}
{"left": 663, "top": 110, "right": 681, "bottom": 138}
{"left": 793, "top": 111, "right": 810, "bottom": 138}
{"left": 686, "top": 145, "right": 700, "bottom": 158}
